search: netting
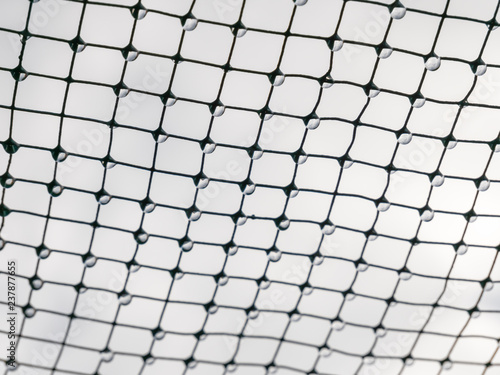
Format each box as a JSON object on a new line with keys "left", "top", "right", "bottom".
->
{"left": 1, "top": 0, "right": 500, "bottom": 374}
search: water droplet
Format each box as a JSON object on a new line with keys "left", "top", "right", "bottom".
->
{"left": 291, "top": 313, "right": 301, "bottom": 322}
{"left": 368, "top": 234, "right": 378, "bottom": 241}
{"left": 357, "top": 263, "right": 368, "bottom": 272}
{"left": 313, "top": 256, "right": 324, "bottom": 266}
{"left": 346, "top": 293, "right": 356, "bottom": 301}
{"left": 391, "top": 6, "right": 406, "bottom": 19}
{"left": 446, "top": 140, "right": 457, "bottom": 149}
{"left": 399, "top": 272, "right": 412, "bottom": 280}
{"left": 188, "top": 210, "right": 201, "bottom": 222}
{"left": 471, "top": 311, "right": 481, "bottom": 319}
{"left": 478, "top": 179, "right": 490, "bottom": 192}
{"left": 125, "top": 50, "right": 138, "bottom": 62}
{"left": 131, "top": 5, "right": 147, "bottom": 20}
{"left": 343, "top": 160, "right": 354, "bottom": 169}
{"left": 39, "top": 248, "right": 50, "bottom": 259}
{"left": 31, "top": 279, "right": 43, "bottom": 289}
{"left": 406, "top": 358, "right": 414, "bottom": 366}
{"left": 228, "top": 246, "right": 238, "bottom": 256}
{"left": 84, "top": 256, "right": 97, "bottom": 268}
{"left": 248, "top": 310, "right": 259, "bottom": 319}
{"left": 196, "top": 177, "right": 209, "bottom": 189}
{"left": 99, "top": 194, "right": 111, "bottom": 205}
{"left": 227, "top": 364, "right": 238, "bottom": 372}
{"left": 212, "top": 105, "right": 225, "bottom": 117}
{"left": 251, "top": 150, "right": 264, "bottom": 160}
{"left": 294, "top": 0, "right": 308, "bottom": 5}
{"left": 119, "top": 293, "right": 132, "bottom": 305}
{"left": 297, "top": 154, "right": 308, "bottom": 164}
{"left": 143, "top": 202, "right": 156, "bottom": 213}
{"left": 412, "top": 98, "right": 426, "bottom": 108}
{"left": 218, "top": 276, "right": 229, "bottom": 286}
{"left": 183, "top": 17, "right": 198, "bottom": 31}
{"left": 329, "top": 38, "right": 343, "bottom": 52}
{"left": 208, "top": 305, "right": 219, "bottom": 314}
{"left": 474, "top": 64, "right": 487, "bottom": 76}
{"left": 25, "top": 307, "right": 35, "bottom": 317}
{"left": 203, "top": 142, "right": 216, "bottom": 154}
{"left": 306, "top": 117, "right": 320, "bottom": 130}
{"left": 485, "top": 282, "right": 494, "bottom": 291}
{"left": 49, "top": 183, "right": 63, "bottom": 197}
{"left": 364, "top": 356, "right": 375, "bottom": 365}
{"left": 368, "top": 88, "right": 380, "bottom": 98}
{"left": 442, "top": 361, "right": 452, "bottom": 371}
{"left": 175, "top": 272, "right": 184, "bottom": 280}
{"left": 379, "top": 47, "right": 393, "bottom": 59}
{"left": 271, "top": 73, "right": 285, "bottom": 87}
{"left": 320, "top": 348, "right": 332, "bottom": 357}
{"left": 457, "top": 244, "right": 468, "bottom": 255}
{"left": 376, "top": 328, "right": 387, "bottom": 337}
{"left": 278, "top": 219, "right": 290, "bottom": 230}
{"left": 154, "top": 330, "right": 165, "bottom": 340}
{"left": 259, "top": 280, "right": 271, "bottom": 290}
{"left": 134, "top": 231, "right": 148, "bottom": 244}
{"left": 432, "top": 175, "right": 445, "bottom": 187}
{"left": 398, "top": 133, "right": 412, "bottom": 145}
{"left": 187, "top": 361, "right": 197, "bottom": 369}
{"left": 129, "top": 263, "right": 141, "bottom": 273}
{"left": 268, "top": 250, "right": 282, "bottom": 262}
{"left": 100, "top": 350, "right": 114, "bottom": 362}
{"left": 331, "top": 321, "right": 345, "bottom": 331}
{"left": 420, "top": 209, "right": 434, "bottom": 222}
{"left": 425, "top": 56, "right": 441, "bottom": 71}
{"left": 377, "top": 202, "right": 391, "bottom": 212}
{"left": 155, "top": 133, "right": 168, "bottom": 143}
{"left": 236, "top": 215, "right": 247, "bottom": 226}
{"left": 181, "top": 240, "right": 194, "bottom": 252}
{"left": 302, "top": 286, "right": 313, "bottom": 295}
{"left": 321, "top": 223, "right": 335, "bottom": 235}
{"left": 243, "top": 183, "right": 255, "bottom": 195}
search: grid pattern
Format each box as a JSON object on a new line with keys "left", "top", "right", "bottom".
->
{"left": 1, "top": 0, "right": 500, "bottom": 374}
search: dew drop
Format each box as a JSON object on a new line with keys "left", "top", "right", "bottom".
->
{"left": 203, "top": 142, "right": 216, "bottom": 154}
{"left": 425, "top": 56, "right": 441, "bottom": 71}
{"left": 268, "top": 250, "right": 282, "bottom": 262}
{"left": 248, "top": 310, "right": 259, "bottom": 319}
{"left": 377, "top": 202, "right": 391, "bottom": 212}
{"left": 478, "top": 179, "right": 490, "bottom": 192}
{"left": 357, "top": 263, "right": 368, "bottom": 272}
{"left": 431, "top": 174, "right": 445, "bottom": 187}
{"left": 313, "top": 256, "right": 324, "bottom": 266}
{"left": 391, "top": 6, "right": 406, "bottom": 19}
{"left": 243, "top": 183, "right": 256, "bottom": 195}
{"left": 84, "top": 256, "right": 97, "bottom": 268}
{"left": 100, "top": 350, "right": 114, "bottom": 362}
{"left": 31, "top": 278, "right": 43, "bottom": 289}
{"left": 306, "top": 117, "right": 320, "bottom": 130}
{"left": 183, "top": 17, "right": 198, "bottom": 31}
{"left": 331, "top": 320, "right": 345, "bottom": 331}
{"left": 25, "top": 307, "right": 35, "bottom": 318}
{"left": 399, "top": 272, "right": 412, "bottom": 280}
{"left": 420, "top": 209, "right": 434, "bottom": 222}
{"left": 321, "top": 223, "right": 335, "bottom": 235}
{"left": 398, "top": 133, "right": 412, "bottom": 145}
{"left": 118, "top": 293, "right": 132, "bottom": 305}
{"left": 457, "top": 244, "right": 468, "bottom": 255}
{"left": 218, "top": 276, "right": 229, "bottom": 286}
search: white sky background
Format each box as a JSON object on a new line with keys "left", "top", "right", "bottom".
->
{"left": 0, "top": 0, "right": 500, "bottom": 374}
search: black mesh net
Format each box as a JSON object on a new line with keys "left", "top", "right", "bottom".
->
{"left": 1, "top": 0, "right": 500, "bottom": 374}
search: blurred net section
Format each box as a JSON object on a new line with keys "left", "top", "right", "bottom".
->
{"left": 1, "top": 0, "right": 500, "bottom": 374}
